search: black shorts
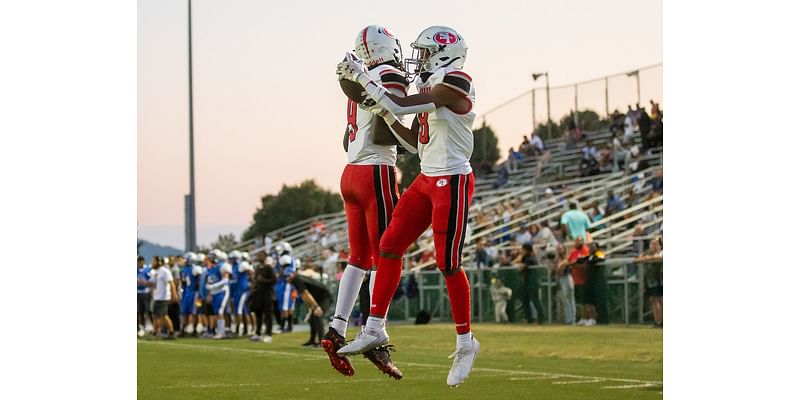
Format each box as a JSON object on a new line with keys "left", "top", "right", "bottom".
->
{"left": 138, "top": 293, "right": 152, "bottom": 314}
{"left": 574, "top": 284, "right": 586, "bottom": 304}
{"left": 203, "top": 301, "right": 214, "bottom": 316}
{"left": 153, "top": 300, "right": 170, "bottom": 317}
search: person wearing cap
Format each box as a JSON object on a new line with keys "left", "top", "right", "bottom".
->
{"left": 249, "top": 251, "right": 277, "bottom": 342}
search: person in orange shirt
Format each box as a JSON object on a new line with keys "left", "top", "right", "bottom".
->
{"left": 566, "top": 237, "right": 594, "bottom": 326}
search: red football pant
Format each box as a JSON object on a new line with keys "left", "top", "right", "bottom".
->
{"left": 371, "top": 173, "right": 474, "bottom": 334}
{"left": 340, "top": 164, "right": 399, "bottom": 271}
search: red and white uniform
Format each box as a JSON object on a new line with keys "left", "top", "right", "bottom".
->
{"left": 341, "top": 64, "right": 408, "bottom": 270}
{"left": 377, "top": 68, "right": 476, "bottom": 274}
{"left": 416, "top": 66, "right": 476, "bottom": 177}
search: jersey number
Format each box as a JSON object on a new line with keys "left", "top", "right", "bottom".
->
{"left": 347, "top": 99, "right": 358, "bottom": 142}
{"left": 418, "top": 112, "right": 430, "bottom": 144}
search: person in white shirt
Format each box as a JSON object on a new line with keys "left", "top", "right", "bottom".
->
{"left": 147, "top": 256, "right": 179, "bottom": 338}
{"left": 530, "top": 133, "right": 544, "bottom": 155}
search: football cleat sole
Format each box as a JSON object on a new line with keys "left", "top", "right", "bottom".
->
{"left": 364, "top": 346, "right": 403, "bottom": 380}
{"left": 321, "top": 339, "right": 355, "bottom": 377}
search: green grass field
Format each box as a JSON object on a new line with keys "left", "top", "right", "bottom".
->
{"left": 138, "top": 324, "right": 662, "bottom": 399}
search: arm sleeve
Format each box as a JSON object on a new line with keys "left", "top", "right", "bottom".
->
{"left": 356, "top": 73, "right": 436, "bottom": 116}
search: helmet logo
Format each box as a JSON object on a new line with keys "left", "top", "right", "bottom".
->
{"left": 433, "top": 32, "right": 458, "bottom": 45}
{"left": 382, "top": 27, "right": 395, "bottom": 38}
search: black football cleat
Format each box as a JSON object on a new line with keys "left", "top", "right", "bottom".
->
{"left": 320, "top": 328, "right": 355, "bottom": 377}
{"left": 363, "top": 345, "right": 403, "bottom": 380}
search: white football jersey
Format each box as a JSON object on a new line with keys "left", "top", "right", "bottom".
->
{"left": 415, "top": 66, "right": 476, "bottom": 176}
{"left": 346, "top": 64, "right": 409, "bottom": 166}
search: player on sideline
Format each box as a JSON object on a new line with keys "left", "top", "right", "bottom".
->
{"left": 274, "top": 242, "right": 297, "bottom": 333}
{"left": 240, "top": 251, "right": 257, "bottom": 336}
{"left": 320, "top": 24, "right": 412, "bottom": 379}
{"left": 336, "top": 26, "right": 480, "bottom": 387}
{"left": 179, "top": 252, "right": 203, "bottom": 335}
{"left": 230, "top": 250, "right": 255, "bottom": 336}
{"left": 204, "top": 249, "right": 233, "bottom": 339}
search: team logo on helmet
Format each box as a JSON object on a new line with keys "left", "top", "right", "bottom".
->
{"left": 381, "top": 27, "right": 395, "bottom": 38}
{"left": 433, "top": 32, "right": 458, "bottom": 45}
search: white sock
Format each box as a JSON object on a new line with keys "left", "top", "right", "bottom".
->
{"left": 216, "top": 319, "right": 225, "bottom": 335}
{"left": 457, "top": 332, "right": 473, "bottom": 348}
{"left": 365, "top": 316, "right": 385, "bottom": 332}
{"left": 369, "top": 268, "right": 377, "bottom": 297}
{"left": 330, "top": 265, "right": 368, "bottom": 336}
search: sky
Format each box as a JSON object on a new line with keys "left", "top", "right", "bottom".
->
{"left": 138, "top": 0, "right": 662, "bottom": 249}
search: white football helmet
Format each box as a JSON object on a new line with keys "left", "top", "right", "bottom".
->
{"left": 229, "top": 250, "right": 242, "bottom": 260}
{"left": 197, "top": 253, "right": 207, "bottom": 263}
{"left": 241, "top": 251, "right": 250, "bottom": 261}
{"left": 209, "top": 249, "right": 226, "bottom": 263}
{"left": 354, "top": 25, "right": 404, "bottom": 68}
{"left": 405, "top": 26, "right": 468, "bottom": 76}
{"left": 184, "top": 252, "right": 198, "bottom": 264}
{"left": 274, "top": 241, "right": 292, "bottom": 256}
{"left": 279, "top": 255, "right": 293, "bottom": 267}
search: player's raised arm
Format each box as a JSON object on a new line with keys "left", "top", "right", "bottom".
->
{"left": 338, "top": 52, "right": 471, "bottom": 116}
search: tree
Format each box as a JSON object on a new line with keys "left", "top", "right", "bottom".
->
{"left": 209, "top": 233, "right": 238, "bottom": 251}
{"left": 242, "top": 180, "right": 343, "bottom": 241}
{"left": 533, "top": 120, "right": 563, "bottom": 141}
{"left": 471, "top": 124, "right": 501, "bottom": 166}
{"left": 396, "top": 153, "right": 421, "bottom": 190}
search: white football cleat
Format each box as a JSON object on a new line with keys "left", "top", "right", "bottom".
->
{"left": 261, "top": 336, "right": 273, "bottom": 343}
{"left": 337, "top": 328, "right": 389, "bottom": 356}
{"left": 447, "top": 336, "right": 480, "bottom": 387}
{"left": 213, "top": 333, "right": 225, "bottom": 340}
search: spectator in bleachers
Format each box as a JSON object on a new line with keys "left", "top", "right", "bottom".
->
{"left": 560, "top": 202, "right": 592, "bottom": 241}
{"left": 649, "top": 168, "right": 663, "bottom": 196}
{"left": 530, "top": 132, "right": 544, "bottom": 156}
{"left": 635, "top": 238, "right": 663, "bottom": 328}
{"left": 623, "top": 113, "right": 635, "bottom": 145}
{"left": 626, "top": 145, "right": 650, "bottom": 174}
{"left": 519, "top": 136, "right": 536, "bottom": 158}
{"left": 492, "top": 166, "right": 509, "bottom": 189}
{"left": 638, "top": 107, "right": 652, "bottom": 150}
{"left": 532, "top": 222, "right": 559, "bottom": 261}
{"left": 320, "top": 247, "right": 339, "bottom": 278}
{"left": 650, "top": 100, "right": 661, "bottom": 120}
{"left": 582, "top": 139, "right": 597, "bottom": 161}
{"left": 596, "top": 142, "right": 614, "bottom": 173}
{"left": 505, "top": 147, "right": 523, "bottom": 172}
{"left": 605, "top": 190, "right": 625, "bottom": 216}
{"left": 611, "top": 131, "right": 626, "bottom": 172}
{"left": 514, "top": 223, "right": 533, "bottom": 245}
{"left": 474, "top": 237, "right": 493, "bottom": 269}
{"left": 534, "top": 149, "right": 552, "bottom": 177}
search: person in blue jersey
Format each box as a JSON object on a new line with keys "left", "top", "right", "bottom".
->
{"left": 179, "top": 252, "right": 204, "bottom": 336}
{"left": 236, "top": 251, "right": 256, "bottom": 336}
{"left": 196, "top": 253, "right": 212, "bottom": 336}
{"left": 137, "top": 256, "right": 153, "bottom": 337}
{"left": 228, "top": 250, "right": 254, "bottom": 336}
{"left": 204, "top": 249, "right": 233, "bottom": 339}
{"left": 274, "top": 242, "right": 297, "bottom": 334}
{"left": 228, "top": 250, "right": 241, "bottom": 335}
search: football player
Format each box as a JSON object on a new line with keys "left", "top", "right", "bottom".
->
{"left": 229, "top": 250, "right": 255, "bottom": 336}
{"left": 204, "top": 249, "right": 233, "bottom": 339}
{"left": 273, "top": 242, "right": 297, "bottom": 333}
{"left": 336, "top": 26, "right": 480, "bottom": 387}
{"left": 179, "top": 252, "right": 203, "bottom": 335}
{"left": 240, "top": 251, "right": 257, "bottom": 336}
{"left": 321, "top": 24, "right": 409, "bottom": 380}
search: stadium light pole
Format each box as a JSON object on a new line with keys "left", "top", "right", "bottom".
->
{"left": 627, "top": 70, "right": 640, "bottom": 105}
{"left": 604, "top": 76, "right": 609, "bottom": 118}
{"left": 185, "top": 0, "right": 197, "bottom": 252}
{"left": 532, "top": 72, "right": 550, "bottom": 138}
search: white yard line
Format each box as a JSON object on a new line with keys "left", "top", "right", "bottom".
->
{"left": 139, "top": 341, "right": 662, "bottom": 388}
